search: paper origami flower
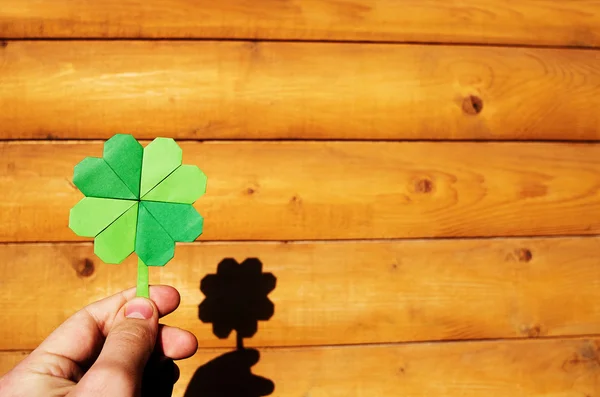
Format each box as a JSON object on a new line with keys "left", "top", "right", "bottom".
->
{"left": 68, "top": 134, "right": 207, "bottom": 297}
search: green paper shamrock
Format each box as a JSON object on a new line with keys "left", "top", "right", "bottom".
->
{"left": 68, "top": 134, "right": 207, "bottom": 297}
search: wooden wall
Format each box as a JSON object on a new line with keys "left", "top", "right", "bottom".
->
{"left": 2, "top": 1, "right": 600, "bottom": 396}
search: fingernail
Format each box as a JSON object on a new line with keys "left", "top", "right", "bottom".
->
{"left": 125, "top": 298, "right": 154, "bottom": 319}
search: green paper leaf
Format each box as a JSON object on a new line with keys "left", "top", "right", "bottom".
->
{"left": 140, "top": 138, "right": 182, "bottom": 197}
{"left": 69, "top": 197, "right": 137, "bottom": 237}
{"left": 94, "top": 203, "right": 138, "bottom": 264}
{"left": 69, "top": 134, "right": 207, "bottom": 273}
{"left": 142, "top": 165, "right": 207, "bottom": 204}
{"left": 73, "top": 157, "right": 137, "bottom": 200}
{"left": 103, "top": 134, "right": 143, "bottom": 198}
{"left": 136, "top": 204, "right": 175, "bottom": 267}
{"left": 142, "top": 201, "right": 204, "bottom": 242}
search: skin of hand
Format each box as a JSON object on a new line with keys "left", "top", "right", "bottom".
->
{"left": 0, "top": 285, "right": 198, "bottom": 397}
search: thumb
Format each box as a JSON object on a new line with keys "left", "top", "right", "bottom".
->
{"left": 76, "top": 297, "right": 159, "bottom": 396}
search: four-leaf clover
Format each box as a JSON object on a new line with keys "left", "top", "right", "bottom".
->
{"left": 69, "top": 134, "right": 207, "bottom": 297}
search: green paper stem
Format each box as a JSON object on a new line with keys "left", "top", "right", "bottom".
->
{"left": 137, "top": 257, "right": 149, "bottom": 298}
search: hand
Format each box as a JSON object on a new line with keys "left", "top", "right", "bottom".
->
{"left": 0, "top": 285, "right": 198, "bottom": 397}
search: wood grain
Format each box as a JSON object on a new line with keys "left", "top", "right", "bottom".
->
{"left": 0, "top": 351, "right": 28, "bottom": 377}
{"left": 1, "top": 0, "right": 600, "bottom": 47}
{"left": 3, "top": 338, "right": 600, "bottom": 396}
{"left": 2, "top": 141, "right": 600, "bottom": 242}
{"left": 2, "top": 41, "right": 600, "bottom": 140}
{"left": 2, "top": 239, "right": 600, "bottom": 350}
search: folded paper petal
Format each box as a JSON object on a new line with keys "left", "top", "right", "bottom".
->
{"left": 94, "top": 203, "right": 138, "bottom": 264}
{"left": 140, "top": 138, "right": 182, "bottom": 197}
{"left": 135, "top": 204, "right": 175, "bottom": 267}
{"left": 70, "top": 134, "right": 207, "bottom": 271}
{"left": 142, "top": 165, "right": 207, "bottom": 204}
{"left": 103, "top": 134, "right": 143, "bottom": 198}
{"left": 74, "top": 157, "right": 137, "bottom": 200}
{"left": 69, "top": 197, "right": 136, "bottom": 237}
{"left": 141, "top": 201, "right": 204, "bottom": 242}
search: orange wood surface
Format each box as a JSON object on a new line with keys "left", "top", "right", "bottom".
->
{"left": 2, "top": 41, "right": 600, "bottom": 140}
{"left": 1, "top": 0, "right": 600, "bottom": 48}
{"left": 2, "top": 1, "right": 600, "bottom": 394}
{"left": 3, "top": 338, "right": 600, "bottom": 397}
{"left": 2, "top": 141, "right": 600, "bottom": 242}
{"left": 2, "top": 238, "right": 600, "bottom": 350}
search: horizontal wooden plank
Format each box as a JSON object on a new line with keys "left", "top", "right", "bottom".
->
{"left": 2, "top": 41, "right": 600, "bottom": 140}
{"left": 2, "top": 239, "right": 600, "bottom": 350}
{"left": 2, "top": 141, "right": 600, "bottom": 242}
{"left": 0, "top": 351, "right": 28, "bottom": 376}
{"left": 1, "top": 0, "right": 600, "bottom": 48}
{"left": 3, "top": 338, "right": 600, "bottom": 396}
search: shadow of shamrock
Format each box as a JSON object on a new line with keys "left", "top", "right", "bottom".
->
{"left": 183, "top": 258, "right": 276, "bottom": 397}
{"left": 183, "top": 349, "right": 274, "bottom": 397}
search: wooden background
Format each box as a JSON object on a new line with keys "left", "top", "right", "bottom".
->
{"left": 1, "top": 1, "right": 600, "bottom": 395}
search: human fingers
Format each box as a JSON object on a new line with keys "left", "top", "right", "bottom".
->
{"left": 85, "top": 285, "right": 181, "bottom": 331}
{"left": 75, "top": 297, "right": 159, "bottom": 396}
{"left": 156, "top": 324, "right": 198, "bottom": 360}
{"left": 33, "top": 285, "right": 180, "bottom": 367}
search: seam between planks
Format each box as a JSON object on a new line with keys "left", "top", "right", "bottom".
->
{"left": 2, "top": 234, "right": 600, "bottom": 246}
{"left": 3, "top": 334, "right": 600, "bottom": 355}
{"left": 2, "top": 235, "right": 600, "bottom": 246}
{"left": 3, "top": 140, "right": 600, "bottom": 144}
{"left": 2, "top": 37, "right": 600, "bottom": 52}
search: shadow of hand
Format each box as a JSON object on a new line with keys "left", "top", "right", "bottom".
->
{"left": 141, "top": 356, "right": 176, "bottom": 397}
{"left": 183, "top": 349, "right": 274, "bottom": 397}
